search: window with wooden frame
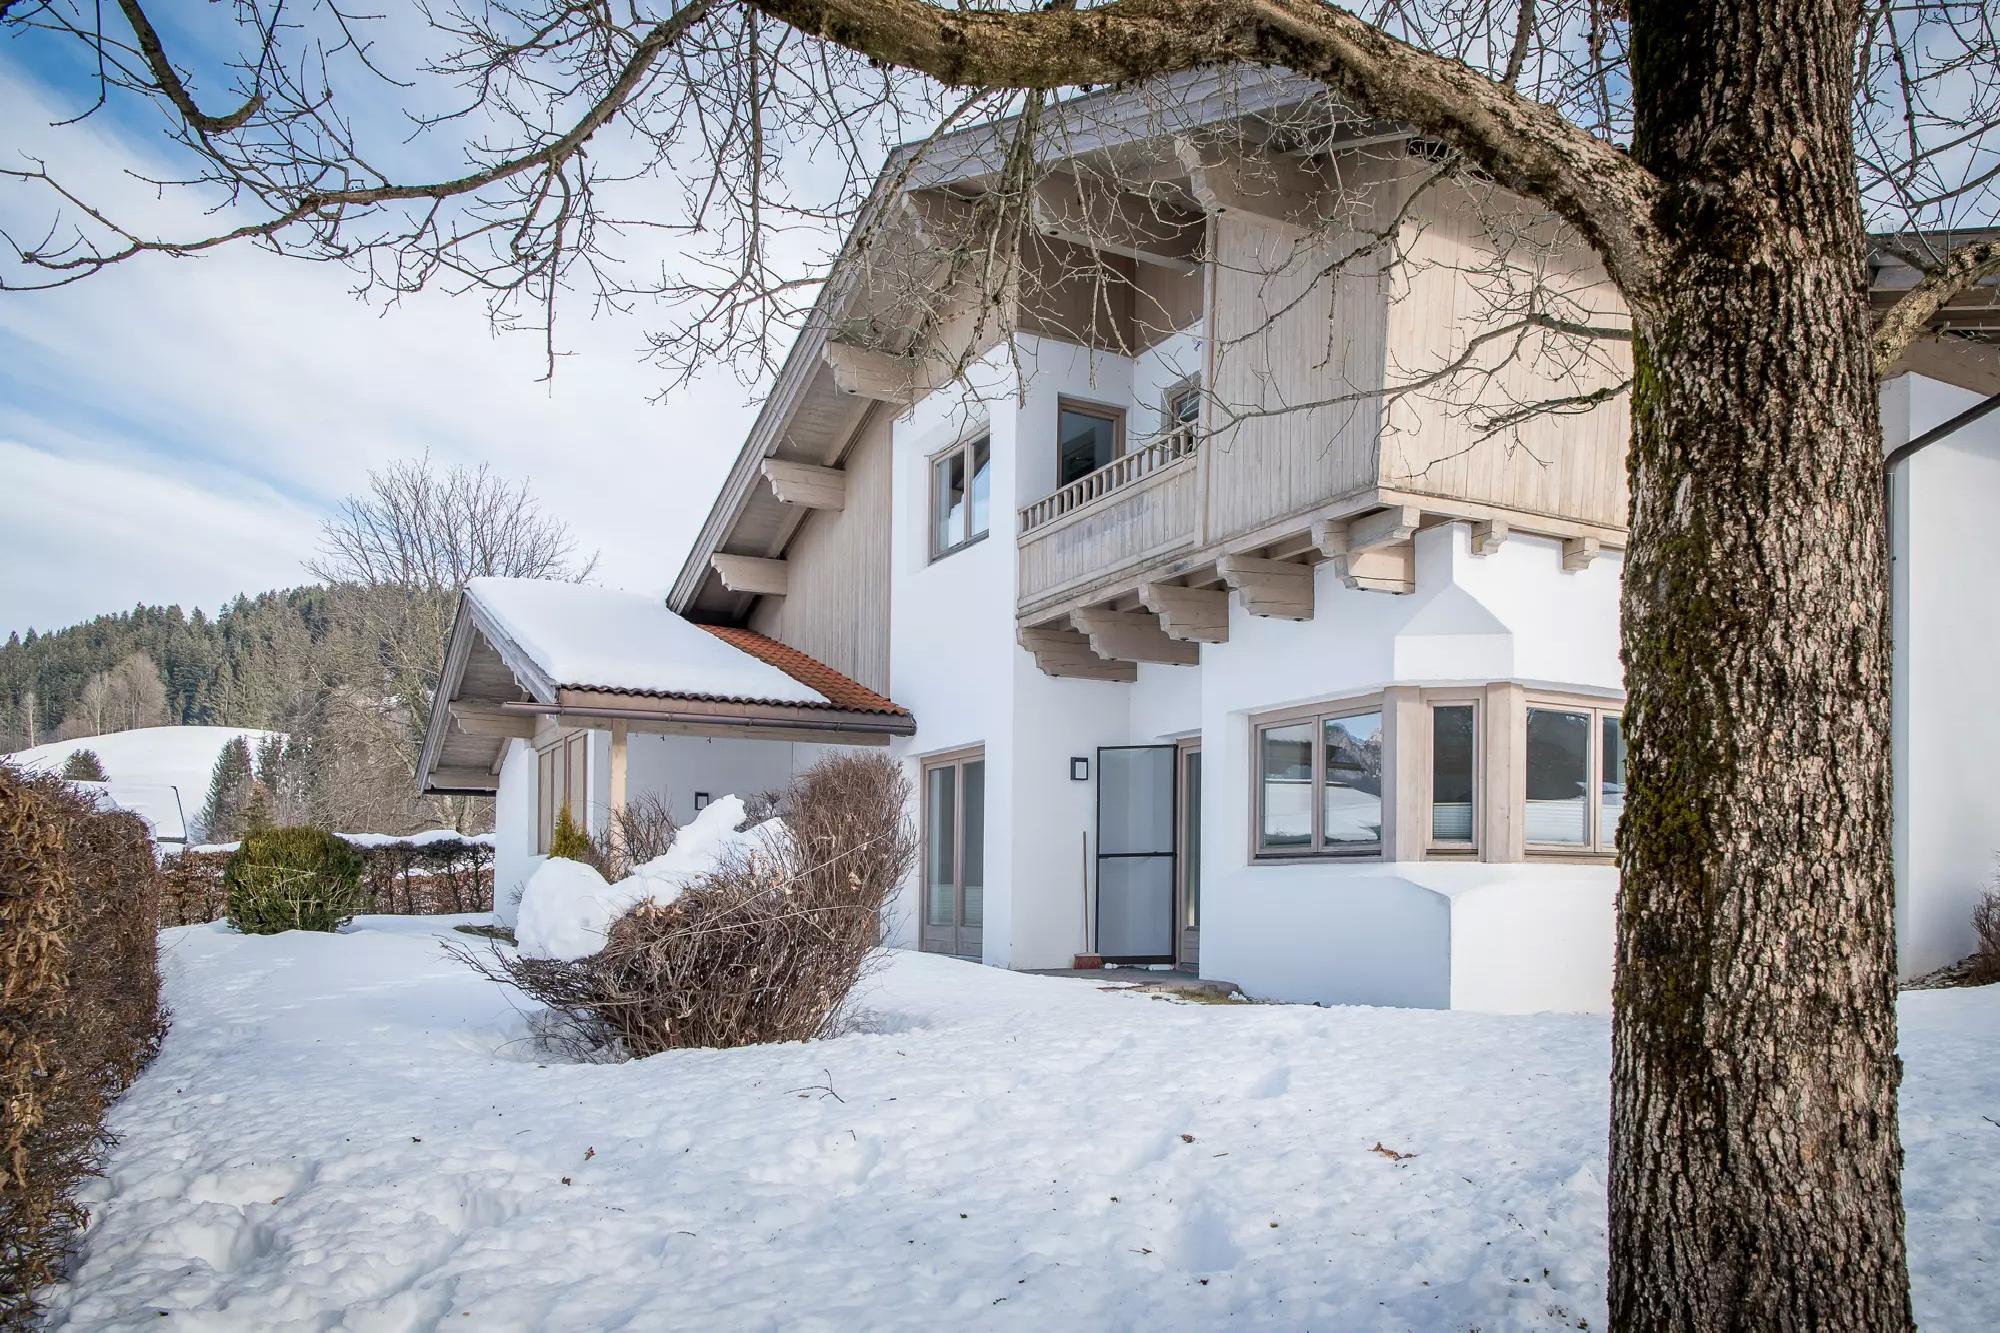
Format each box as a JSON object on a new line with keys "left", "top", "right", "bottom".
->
{"left": 534, "top": 732, "right": 590, "bottom": 853}
{"left": 1253, "top": 697, "right": 1385, "bottom": 858}
{"left": 1164, "top": 378, "right": 1201, "bottom": 437}
{"left": 1426, "top": 698, "right": 1480, "bottom": 852}
{"left": 1524, "top": 698, "right": 1624, "bottom": 855}
{"left": 929, "top": 434, "right": 991, "bottom": 560}
{"left": 1056, "top": 400, "right": 1125, "bottom": 488}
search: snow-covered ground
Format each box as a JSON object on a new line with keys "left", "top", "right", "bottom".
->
{"left": 45, "top": 917, "right": 2000, "bottom": 1330}
{"left": 7, "top": 724, "right": 276, "bottom": 829}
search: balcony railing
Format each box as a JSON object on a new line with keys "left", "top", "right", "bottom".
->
{"left": 1019, "top": 424, "right": 1200, "bottom": 534}
{"left": 1017, "top": 425, "right": 1202, "bottom": 611}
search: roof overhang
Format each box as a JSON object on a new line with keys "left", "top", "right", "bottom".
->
{"left": 418, "top": 588, "right": 914, "bottom": 797}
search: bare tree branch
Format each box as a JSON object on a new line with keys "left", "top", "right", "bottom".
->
{"left": 1874, "top": 236, "right": 2000, "bottom": 374}
{"left": 748, "top": 0, "right": 1663, "bottom": 300}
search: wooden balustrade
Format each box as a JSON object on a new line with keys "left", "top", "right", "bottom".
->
{"left": 1019, "top": 425, "right": 1199, "bottom": 534}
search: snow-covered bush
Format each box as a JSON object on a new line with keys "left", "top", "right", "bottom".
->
{"left": 224, "top": 827, "right": 366, "bottom": 934}
{"left": 584, "top": 791, "right": 678, "bottom": 879}
{"left": 0, "top": 765, "right": 164, "bottom": 1325}
{"left": 469, "top": 753, "right": 914, "bottom": 1057}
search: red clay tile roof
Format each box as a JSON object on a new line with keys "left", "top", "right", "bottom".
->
{"left": 696, "top": 625, "right": 910, "bottom": 717}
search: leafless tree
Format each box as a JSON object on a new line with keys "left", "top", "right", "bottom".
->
{"left": 55, "top": 652, "right": 167, "bottom": 739}
{"left": 6, "top": 1, "right": 2000, "bottom": 1327}
{"left": 307, "top": 456, "right": 599, "bottom": 595}
{"left": 300, "top": 458, "right": 595, "bottom": 828}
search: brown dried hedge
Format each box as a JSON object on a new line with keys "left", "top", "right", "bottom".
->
{"left": 159, "top": 836, "right": 493, "bottom": 927}
{"left": 466, "top": 753, "right": 915, "bottom": 1058}
{"left": 1, "top": 765, "right": 165, "bottom": 1327}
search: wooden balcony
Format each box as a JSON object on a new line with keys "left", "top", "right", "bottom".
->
{"left": 1017, "top": 428, "right": 1201, "bottom": 612}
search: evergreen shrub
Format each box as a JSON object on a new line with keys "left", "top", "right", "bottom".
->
{"left": 223, "top": 826, "right": 366, "bottom": 934}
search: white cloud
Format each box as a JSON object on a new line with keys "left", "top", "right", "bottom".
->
{"left": 0, "top": 54, "right": 782, "bottom": 633}
{"left": 0, "top": 439, "right": 322, "bottom": 630}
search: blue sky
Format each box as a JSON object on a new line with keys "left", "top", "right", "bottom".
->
{"left": 0, "top": 12, "right": 818, "bottom": 636}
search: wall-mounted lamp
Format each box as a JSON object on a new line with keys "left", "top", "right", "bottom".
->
{"left": 693, "top": 791, "right": 711, "bottom": 811}
{"left": 1069, "top": 757, "right": 1090, "bottom": 782}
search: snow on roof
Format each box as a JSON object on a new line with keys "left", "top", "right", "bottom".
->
{"left": 466, "top": 577, "right": 829, "bottom": 707}
{"left": 7, "top": 726, "right": 278, "bottom": 816}
{"left": 68, "top": 780, "right": 189, "bottom": 843}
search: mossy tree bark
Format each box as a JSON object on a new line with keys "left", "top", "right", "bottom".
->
{"left": 1612, "top": 2, "right": 1911, "bottom": 1328}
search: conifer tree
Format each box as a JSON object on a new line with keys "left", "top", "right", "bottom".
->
{"left": 61, "top": 749, "right": 107, "bottom": 781}
{"left": 196, "top": 735, "right": 257, "bottom": 843}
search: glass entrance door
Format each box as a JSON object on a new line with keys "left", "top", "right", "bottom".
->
{"left": 1178, "top": 744, "right": 1201, "bottom": 970}
{"left": 921, "top": 752, "right": 984, "bottom": 958}
{"left": 1097, "top": 745, "right": 1177, "bottom": 963}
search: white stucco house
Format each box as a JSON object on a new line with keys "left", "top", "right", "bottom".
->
{"left": 421, "top": 70, "right": 2000, "bottom": 1012}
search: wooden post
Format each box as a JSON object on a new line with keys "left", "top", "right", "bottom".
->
{"left": 608, "top": 721, "right": 629, "bottom": 866}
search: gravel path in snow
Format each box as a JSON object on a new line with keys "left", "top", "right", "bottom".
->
{"left": 42, "top": 916, "right": 2000, "bottom": 1331}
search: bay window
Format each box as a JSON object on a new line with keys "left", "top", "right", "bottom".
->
{"left": 1525, "top": 698, "right": 1623, "bottom": 854}
{"left": 1429, "top": 702, "right": 1478, "bottom": 847}
{"left": 1255, "top": 702, "right": 1383, "bottom": 857}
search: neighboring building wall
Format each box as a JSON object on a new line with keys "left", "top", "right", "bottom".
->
{"left": 604, "top": 731, "right": 827, "bottom": 830}
{"left": 1889, "top": 373, "right": 2000, "bottom": 977}
{"left": 748, "top": 409, "right": 895, "bottom": 693}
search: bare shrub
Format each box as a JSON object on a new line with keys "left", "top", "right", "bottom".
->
{"left": 1971, "top": 880, "right": 2000, "bottom": 986}
{"left": 0, "top": 765, "right": 165, "bottom": 1325}
{"left": 464, "top": 753, "right": 915, "bottom": 1057}
{"left": 582, "top": 793, "right": 679, "bottom": 880}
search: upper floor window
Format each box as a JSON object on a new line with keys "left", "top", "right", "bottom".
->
{"left": 931, "top": 434, "right": 990, "bottom": 560}
{"left": 1525, "top": 700, "right": 1624, "bottom": 854}
{"left": 1057, "top": 402, "right": 1123, "bottom": 488}
{"left": 1166, "top": 380, "right": 1201, "bottom": 435}
{"left": 1255, "top": 701, "right": 1384, "bottom": 858}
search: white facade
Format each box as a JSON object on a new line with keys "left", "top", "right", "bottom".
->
{"left": 846, "top": 332, "right": 1993, "bottom": 1011}
{"left": 1888, "top": 374, "right": 2000, "bottom": 977}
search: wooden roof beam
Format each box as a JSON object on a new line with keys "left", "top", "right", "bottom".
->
{"left": 1176, "top": 135, "right": 1329, "bottom": 226}
{"left": 823, "top": 341, "right": 917, "bottom": 402}
{"left": 1138, "top": 581, "right": 1230, "bottom": 644}
{"left": 449, "top": 702, "right": 537, "bottom": 740}
{"left": 760, "top": 458, "right": 846, "bottom": 511}
{"left": 1071, "top": 607, "right": 1200, "bottom": 666}
{"left": 1216, "top": 554, "right": 1314, "bottom": 620}
{"left": 1018, "top": 626, "right": 1137, "bottom": 682}
{"left": 1032, "top": 172, "right": 1205, "bottom": 269}
{"left": 710, "top": 554, "right": 789, "bottom": 596}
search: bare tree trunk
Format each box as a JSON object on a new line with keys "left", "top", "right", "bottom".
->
{"left": 1612, "top": 2, "right": 1911, "bottom": 1329}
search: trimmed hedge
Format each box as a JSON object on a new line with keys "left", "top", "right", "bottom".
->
{"left": 224, "top": 827, "right": 367, "bottom": 934}
{"left": 1, "top": 765, "right": 165, "bottom": 1326}
{"left": 161, "top": 836, "right": 493, "bottom": 927}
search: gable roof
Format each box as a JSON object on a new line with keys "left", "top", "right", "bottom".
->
{"left": 666, "top": 74, "right": 2000, "bottom": 625}
{"left": 697, "top": 625, "right": 909, "bottom": 716}
{"left": 417, "top": 580, "right": 916, "bottom": 796}
{"left": 466, "top": 577, "right": 826, "bottom": 707}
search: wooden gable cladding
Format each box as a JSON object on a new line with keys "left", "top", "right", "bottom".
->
{"left": 1375, "top": 181, "right": 1631, "bottom": 531}
{"left": 748, "top": 410, "right": 894, "bottom": 694}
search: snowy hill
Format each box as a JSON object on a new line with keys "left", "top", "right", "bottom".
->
{"left": 5, "top": 725, "right": 278, "bottom": 837}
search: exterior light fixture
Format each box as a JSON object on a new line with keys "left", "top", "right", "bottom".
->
{"left": 1070, "top": 757, "right": 1090, "bottom": 782}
